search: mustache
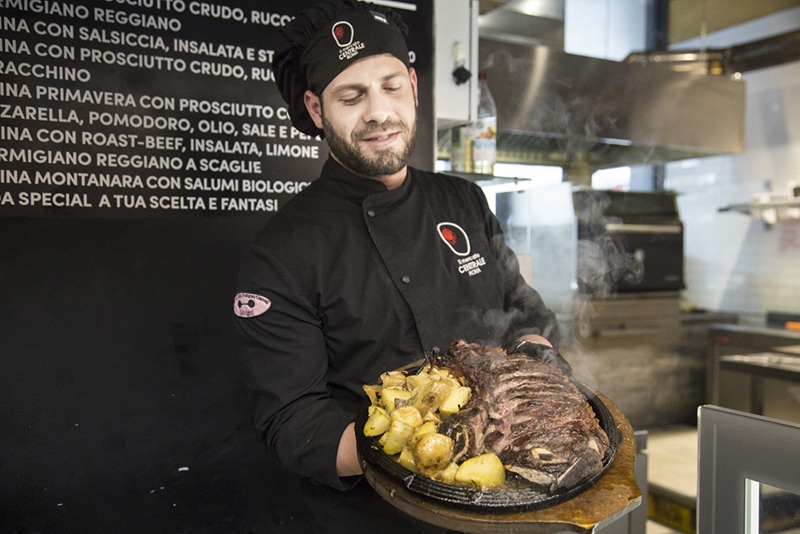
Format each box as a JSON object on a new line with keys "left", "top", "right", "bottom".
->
{"left": 354, "top": 120, "right": 407, "bottom": 140}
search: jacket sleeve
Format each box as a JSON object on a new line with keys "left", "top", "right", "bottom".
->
{"left": 471, "top": 183, "right": 561, "bottom": 349}
{"left": 234, "top": 241, "right": 355, "bottom": 490}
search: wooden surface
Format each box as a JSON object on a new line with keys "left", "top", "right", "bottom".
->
{"left": 363, "top": 392, "right": 642, "bottom": 533}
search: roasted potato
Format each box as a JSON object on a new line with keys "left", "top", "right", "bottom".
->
{"left": 412, "top": 432, "right": 454, "bottom": 475}
{"left": 402, "top": 422, "right": 436, "bottom": 458}
{"left": 439, "top": 386, "right": 471, "bottom": 415}
{"left": 391, "top": 405, "right": 423, "bottom": 428}
{"left": 411, "top": 380, "right": 453, "bottom": 416}
{"left": 408, "top": 420, "right": 438, "bottom": 442}
{"left": 380, "top": 370, "right": 408, "bottom": 388}
{"left": 362, "top": 384, "right": 381, "bottom": 406}
{"left": 436, "top": 462, "right": 459, "bottom": 484}
{"left": 363, "top": 363, "right": 503, "bottom": 488}
{"left": 405, "top": 373, "right": 432, "bottom": 391}
{"left": 398, "top": 447, "right": 417, "bottom": 472}
{"left": 455, "top": 453, "right": 506, "bottom": 488}
{"left": 363, "top": 406, "right": 391, "bottom": 437}
{"left": 380, "top": 387, "right": 413, "bottom": 413}
{"left": 380, "top": 420, "right": 415, "bottom": 455}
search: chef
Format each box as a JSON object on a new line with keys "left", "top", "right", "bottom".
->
{"left": 233, "top": 0, "right": 560, "bottom": 531}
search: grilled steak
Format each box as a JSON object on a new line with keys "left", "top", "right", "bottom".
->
{"left": 433, "top": 340, "right": 610, "bottom": 493}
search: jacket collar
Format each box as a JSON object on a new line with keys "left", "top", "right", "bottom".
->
{"left": 319, "top": 157, "right": 412, "bottom": 206}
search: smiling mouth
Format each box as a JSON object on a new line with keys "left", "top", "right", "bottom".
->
{"left": 363, "top": 131, "right": 398, "bottom": 143}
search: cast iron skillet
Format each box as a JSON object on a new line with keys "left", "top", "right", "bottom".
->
{"left": 355, "top": 369, "right": 620, "bottom": 512}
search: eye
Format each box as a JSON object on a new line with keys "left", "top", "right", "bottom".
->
{"left": 337, "top": 90, "right": 364, "bottom": 105}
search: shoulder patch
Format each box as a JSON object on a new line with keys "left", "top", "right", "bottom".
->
{"left": 233, "top": 293, "right": 271, "bottom": 318}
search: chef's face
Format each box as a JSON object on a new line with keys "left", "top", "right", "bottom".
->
{"left": 304, "top": 54, "right": 418, "bottom": 188}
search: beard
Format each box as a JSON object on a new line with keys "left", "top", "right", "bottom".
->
{"left": 322, "top": 111, "right": 417, "bottom": 179}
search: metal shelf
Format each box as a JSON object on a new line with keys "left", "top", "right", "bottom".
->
{"left": 719, "top": 199, "right": 800, "bottom": 226}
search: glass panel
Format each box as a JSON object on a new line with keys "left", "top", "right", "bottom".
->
{"left": 745, "top": 479, "right": 800, "bottom": 534}
{"left": 759, "top": 482, "right": 800, "bottom": 534}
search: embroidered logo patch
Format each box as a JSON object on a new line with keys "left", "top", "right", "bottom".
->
{"left": 437, "top": 222, "right": 487, "bottom": 277}
{"left": 233, "top": 293, "right": 271, "bottom": 318}
{"left": 437, "top": 222, "right": 471, "bottom": 256}
{"left": 332, "top": 21, "right": 355, "bottom": 48}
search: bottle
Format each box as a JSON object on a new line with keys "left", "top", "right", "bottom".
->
{"left": 471, "top": 72, "right": 497, "bottom": 174}
{"left": 449, "top": 124, "right": 474, "bottom": 172}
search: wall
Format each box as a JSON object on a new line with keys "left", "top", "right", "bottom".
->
{"left": 0, "top": 1, "right": 434, "bottom": 532}
{"left": 665, "top": 6, "right": 800, "bottom": 323}
{"left": 1, "top": 216, "right": 285, "bottom": 533}
{"left": 565, "top": 0, "right": 649, "bottom": 60}
{"left": 668, "top": 0, "right": 800, "bottom": 43}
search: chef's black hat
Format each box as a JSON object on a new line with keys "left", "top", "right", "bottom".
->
{"left": 273, "top": 0, "right": 410, "bottom": 137}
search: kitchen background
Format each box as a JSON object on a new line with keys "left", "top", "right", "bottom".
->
{"left": 440, "top": 2, "right": 800, "bottom": 530}
{"left": 666, "top": 9, "right": 800, "bottom": 323}
{"left": 468, "top": 0, "right": 800, "bottom": 325}
{"left": 435, "top": 0, "right": 800, "bottom": 428}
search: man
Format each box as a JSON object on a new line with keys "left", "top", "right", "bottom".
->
{"left": 233, "top": 1, "right": 560, "bottom": 531}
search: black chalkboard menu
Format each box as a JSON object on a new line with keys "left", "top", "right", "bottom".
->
{"left": 0, "top": 1, "right": 433, "bottom": 531}
{"left": 0, "top": 0, "right": 434, "bottom": 218}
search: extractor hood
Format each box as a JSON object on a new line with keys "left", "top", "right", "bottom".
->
{"left": 625, "top": 29, "right": 800, "bottom": 75}
{"left": 464, "top": 2, "right": 800, "bottom": 174}
{"left": 476, "top": 38, "right": 746, "bottom": 173}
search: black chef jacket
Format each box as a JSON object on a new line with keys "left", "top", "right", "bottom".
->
{"left": 234, "top": 158, "right": 558, "bottom": 532}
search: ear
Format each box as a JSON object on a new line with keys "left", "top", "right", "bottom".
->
{"left": 304, "top": 90, "right": 324, "bottom": 129}
{"left": 409, "top": 67, "right": 419, "bottom": 107}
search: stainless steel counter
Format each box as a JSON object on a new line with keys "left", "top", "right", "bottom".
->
{"left": 709, "top": 323, "right": 800, "bottom": 342}
{"left": 719, "top": 351, "right": 800, "bottom": 416}
{"left": 708, "top": 325, "right": 800, "bottom": 424}
{"left": 720, "top": 351, "right": 800, "bottom": 380}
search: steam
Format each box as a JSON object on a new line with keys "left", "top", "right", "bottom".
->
{"left": 575, "top": 234, "right": 645, "bottom": 298}
{"left": 461, "top": 234, "right": 562, "bottom": 348}
{"left": 573, "top": 191, "right": 645, "bottom": 297}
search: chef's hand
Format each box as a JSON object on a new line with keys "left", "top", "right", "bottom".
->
{"left": 514, "top": 334, "right": 552, "bottom": 347}
{"left": 505, "top": 338, "right": 574, "bottom": 377}
{"left": 336, "top": 421, "right": 363, "bottom": 477}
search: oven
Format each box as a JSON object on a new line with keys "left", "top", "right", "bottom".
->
{"left": 494, "top": 185, "right": 684, "bottom": 308}
{"left": 572, "top": 189, "right": 684, "bottom": 295}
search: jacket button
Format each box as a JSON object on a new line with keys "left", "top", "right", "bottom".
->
{"left": 401, "top": 275, "right": 411, "bottom": 284}
{"left": 367, "top": 209, "right": 376, "bottom": 217}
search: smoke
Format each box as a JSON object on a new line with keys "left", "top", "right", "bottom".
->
{"left": 467, "top": 233, "right": 563, "bottom": 348}
{"left": 573, "top": 191, "right": 645, "bottom": 298}
{"left": 575, "top": 234, "right": 645, "bottom": 298}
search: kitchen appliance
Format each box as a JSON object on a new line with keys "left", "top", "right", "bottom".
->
{"left": 495, "top": 184, "right": 686, "bottom": 429}
{"left": 708, "top": 324, "right": 800, "bottom": 426}
{"left": 478, "top": 39, "right": 745, "bottom": 174}
{"left": 572, "top": 189, "right": 684, "bottom": 295}
{"left": 495, "top": 185, "right": 684, "bottom": 314}
{"left": 466, "top": 3, "right": 800, "bottom": 176}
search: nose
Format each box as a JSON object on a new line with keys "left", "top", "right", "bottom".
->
{"left": 362, "top": 91, "right": 393, "bottom": 125}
